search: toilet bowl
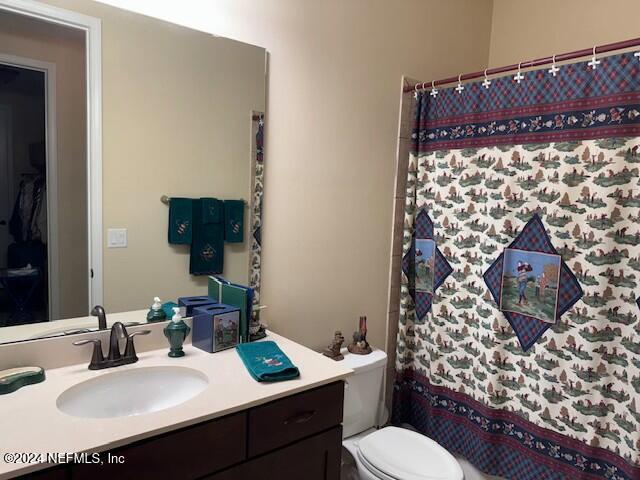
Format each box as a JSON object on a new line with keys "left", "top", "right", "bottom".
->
{"left": 341, "top": 349, "right": 463, "bottom": 480}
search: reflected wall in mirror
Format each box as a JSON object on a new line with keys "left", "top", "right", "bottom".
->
{"left": 0, "top": 0, "right": 267, "bottom": 344}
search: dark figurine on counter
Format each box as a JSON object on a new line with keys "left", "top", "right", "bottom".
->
{"left": 323, "top": 330, "right": 345, "bottom": 361}
{"left": 249, "top": 309, "right": 267, "bottom": 341}
{"left": 347, "top": 316, "right": 372, "bottom": 355}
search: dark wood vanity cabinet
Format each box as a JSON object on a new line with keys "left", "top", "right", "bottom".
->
{"left": 72, "top": 410, "right": 248, "bottom": 479}
{"left": 206, "top": 427, "right": 342, "bottom": 480}
{"left": 22, "top": 381, "right": 344, "bottom": 480}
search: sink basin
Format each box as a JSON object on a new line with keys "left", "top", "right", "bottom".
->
{"left": 56, "top": 366, "right": 208, "bottom": 418}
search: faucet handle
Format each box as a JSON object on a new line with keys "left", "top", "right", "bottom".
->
{"left": 124, "top": 330, "right": 151, "bottom": 360}
{"left": 73, "top": 339, "right": 105, "bottom": 370}
{"left": 73, "top": 338, "right": 100, "bottom": 346}
{"left": 128, "top": 330, "right": 151, "bottom": 338}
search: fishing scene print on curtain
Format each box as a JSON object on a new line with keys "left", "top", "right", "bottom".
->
{"left": 394, "top": 51, "right": 640, "bottom": 480}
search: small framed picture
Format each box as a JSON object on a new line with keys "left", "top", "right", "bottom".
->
{"left": 213, "top": 311, "right": 240, "bottom": 352}
{"left": 499, "top": 248, "right": 561, "bottom": 324}
{"left": 415, "top": 239, "right": 436, "bottom": 294}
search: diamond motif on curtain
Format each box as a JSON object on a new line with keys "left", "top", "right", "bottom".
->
{"left": 402, "top": 209, "right": 453, "bottom": 321}
{"left": 483, "top": 214, "right": 583, "bottom": 350}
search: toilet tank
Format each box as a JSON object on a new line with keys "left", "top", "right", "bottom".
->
{"left": 341, "top": 348, "right": 387, "bottom": 438}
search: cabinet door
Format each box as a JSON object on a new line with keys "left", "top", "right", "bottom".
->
{"left": 207, "top": 426, "right": 342, "bottom": 480}
{"left": 19, "top": 466, "right": 69, "bottom": 479}
{"left": 71, "top": 412, "right": 246, "bottom": 480}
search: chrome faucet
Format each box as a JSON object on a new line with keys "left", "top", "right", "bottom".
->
{"left": 91, "top": 305, "right": 107, "bottom": 330}
{"left": 73, "top": 322, "right": 151, "bottom": 370}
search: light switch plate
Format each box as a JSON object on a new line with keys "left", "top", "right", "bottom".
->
{"left": 107, "top": 228, "right": 127, "bottom": 248}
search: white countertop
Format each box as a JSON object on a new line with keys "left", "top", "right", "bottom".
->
{"left": 0, "top": 331, "right": 353, "bottom": 479}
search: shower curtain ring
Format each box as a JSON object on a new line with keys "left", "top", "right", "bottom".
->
{"left": 514, "top": 62, "right": 524, "bottom": 84}
{"left": 548, "top": 54, "right": 560, "bottom": 77}
{"left": 588, "top": 45, "right": 600, "bottom": 70}
{"left": 414, "top": 82, "right": 420, "bottom": 99}
{"left": 430, "top": 80, "right": 438, "bottom": 97}
{"left": 455, "top": 74, "right": 464, "bottom": 93}
{"left": 482, "top": 69, "right": 491, "bottom": 89}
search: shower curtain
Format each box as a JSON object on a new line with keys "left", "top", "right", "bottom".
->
{"left": 393, "top": 51, "right": 640, "bottom": 480}
{"left": 249, "top": 113, "right": 265, "bottom": 317}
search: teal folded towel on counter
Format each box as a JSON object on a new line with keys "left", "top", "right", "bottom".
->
{"left": 190, "top": 199, "right": 224, "bottom": 275}
{"left": 236, "top": 341, "right": 300, "bottom": 382}
{"left": 162, "top": 301, "right": 179, "bottom": 319}
{"left": 224, "top": 200, "right": 244, "bottom": 243}
{"left": 201, "top": 197, "right": 223, "bottom": 224}
{"left": 168, "top": 198, "right": 193, "bottom": 244}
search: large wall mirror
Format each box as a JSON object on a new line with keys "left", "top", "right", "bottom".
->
{"left": 0, "top": 0, "right": 266, "bottom": 344}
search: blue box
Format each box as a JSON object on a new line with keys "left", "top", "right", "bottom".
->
{"left": 192, "top": 304, "right": 241, "bottom": 353}
{"left": 178, "top": 296, "right": 217, "bottom": 317}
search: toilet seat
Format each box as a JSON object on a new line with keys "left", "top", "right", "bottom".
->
{"left": 356, "top": 427, "right": 464, "bottom": 480}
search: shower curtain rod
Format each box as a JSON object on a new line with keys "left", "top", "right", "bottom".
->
{"left": 404, "top": 36, "right": 640, "bottom": 92}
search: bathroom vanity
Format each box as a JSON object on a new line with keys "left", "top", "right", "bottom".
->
{"left": 0, "top": 332, "right": 352, "bottom": 480}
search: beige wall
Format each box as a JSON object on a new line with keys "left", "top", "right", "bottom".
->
{"left": 43, "top": 0, "right": 266, "bottom": 313}
{"left": 0, "top": 11, "right": 87, "bottom": 319}
{"left": 92, "top": 0, "right": 493, "bottom": 351}
{"left": 489, "top": 0, "right": 640, "bottom": 67}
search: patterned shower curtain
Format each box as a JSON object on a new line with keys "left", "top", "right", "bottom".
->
{"left": 393, "top": 51, "right": 640, "bottom": 480}
{"left": 249, "top": 113, "right": 265, "bottom": 317}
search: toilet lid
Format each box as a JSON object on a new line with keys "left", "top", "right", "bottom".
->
{"left": 357, "top": 427, "right": 464, "bottom": 480}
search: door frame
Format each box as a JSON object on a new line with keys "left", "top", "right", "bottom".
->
{"left": 0, "top": 0, "right": 103, "bottom": 315}
{"left": 0, "top": 105, "right": 13, "bottom": 269}
{"left": 0, "top": 53, "right": 59, "bottom": 319}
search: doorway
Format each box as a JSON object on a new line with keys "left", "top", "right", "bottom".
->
{"left": 0, "top": 61, "right": 52, "bottom": 326}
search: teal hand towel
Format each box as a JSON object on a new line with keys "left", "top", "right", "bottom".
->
{"left": 236, "top": 341, "right": 300, "bottom": 382}
{"left": 201, "top": 197, "right": 223, "bottom": 224}
{"left": 190, "top": 199, "right": 224, "bottom": 275}
{"left": 168, "top": 198, "right": 192, "bottom": 244}
{"left": 162, "top": 301, "right": 179, "bottom": 319}
{"left": 224, "top": 200, "right": 244, "bottom": 243}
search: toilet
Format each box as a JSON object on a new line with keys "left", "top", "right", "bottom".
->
{"left": 341, "top": 348, "right": 464, "bottom": 480}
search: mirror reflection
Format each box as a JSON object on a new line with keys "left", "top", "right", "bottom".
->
{"left": 0, "top": 3, "right": 266, "bottom": 344}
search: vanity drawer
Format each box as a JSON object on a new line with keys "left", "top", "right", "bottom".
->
{"left": 247, "top": 381, "right": 344, "bottom": 457}
{"left": 71, "top": 412, "right": 246, "bottom": 480}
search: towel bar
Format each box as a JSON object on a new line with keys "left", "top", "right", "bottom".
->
{"left": 160, "top": 195, "right": 248, "bottom": 208}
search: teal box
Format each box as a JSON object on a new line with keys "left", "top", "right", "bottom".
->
{"left": 192, "top": 304, "right": 241, "bottom": 353}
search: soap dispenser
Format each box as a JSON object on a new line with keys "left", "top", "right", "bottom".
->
{"left": 147, "top": 296, "right": 167, "bottom": 323}
{"left": 163, "top": 307, "right": 190, "bottom": 357}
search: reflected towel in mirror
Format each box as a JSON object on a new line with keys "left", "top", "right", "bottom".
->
{"left": 190, "top": 199, "right": 224, "bottom": 275}
{"left": 167, "top": 198, "right": 193, "bottom": 244}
